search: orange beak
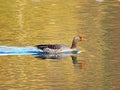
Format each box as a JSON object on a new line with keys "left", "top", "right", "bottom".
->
{"left": 80, "top": 37, "right": 86, "bottom": 41}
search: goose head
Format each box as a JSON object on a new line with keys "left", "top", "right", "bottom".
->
{"left": 71, "top": 35, "right": 86, "bottom": 49}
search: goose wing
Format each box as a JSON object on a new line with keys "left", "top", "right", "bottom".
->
{"left": 36, "top": 44, "right": 69, "bottom": 50}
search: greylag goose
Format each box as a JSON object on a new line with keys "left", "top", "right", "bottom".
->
{"left": 36, "top": 35, "right": 86, "bottom": 54}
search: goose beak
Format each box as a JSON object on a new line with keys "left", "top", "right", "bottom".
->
{"left": 80, "top": 37, "right": 86, "bottom": 41}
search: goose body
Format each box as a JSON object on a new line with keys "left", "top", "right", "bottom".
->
{"left": 36, "top": 35, "right": 85, "bottom": 54}
{"left": 36, "top": 44, "right": 73, "bottom": 54}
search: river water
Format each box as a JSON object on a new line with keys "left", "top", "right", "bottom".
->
{"left": 0, "top": 0, "right": 119, "bottom": 90}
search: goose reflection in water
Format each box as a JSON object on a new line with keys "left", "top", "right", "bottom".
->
{"left": 35, "top": 52, "right": 86, "bottom": 69}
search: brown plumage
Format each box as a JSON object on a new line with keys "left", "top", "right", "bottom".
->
{"left": 36, "top": 44, "right": 65, "bottom": 50}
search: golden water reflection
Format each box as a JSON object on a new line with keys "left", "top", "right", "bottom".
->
{"left": 0, "top": 0, "right": 119, "bottom": 90}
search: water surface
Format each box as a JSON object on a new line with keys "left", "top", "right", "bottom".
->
{"left": 0, "top": 0, "right": 119, "bottom": 90}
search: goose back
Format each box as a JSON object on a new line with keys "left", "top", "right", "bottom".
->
{"left": 36, "top": 44, "right": 70, "bottom": 50}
